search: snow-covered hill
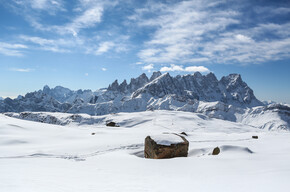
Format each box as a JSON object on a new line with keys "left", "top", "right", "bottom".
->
{"left": 0, "top": 72, "right": 289, "bottom": 130}
{"left": 4, "top": 103, "right": 290, "bottom": 130}
{"left": 1, "top": 111, "right": 290, "bottom": 192}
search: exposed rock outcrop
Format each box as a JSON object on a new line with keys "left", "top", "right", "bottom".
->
{"left": 212, "top": 147, "right": 220, "bottom": 155}
{"left": 106, "top": 121, "right": 119, "bottom": 127}
{"left": 144, "top": 134, "right": 189, "bottom": 159}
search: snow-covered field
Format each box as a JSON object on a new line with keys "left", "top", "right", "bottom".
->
{"left": 1, "top": 111, "right": 290, "bottom": 192}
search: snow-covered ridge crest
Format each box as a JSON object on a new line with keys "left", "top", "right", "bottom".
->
{"left": 0, "top": 72, "right": 289, "bottom": 130}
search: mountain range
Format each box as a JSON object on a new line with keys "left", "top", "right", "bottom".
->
{"left": 1, "top": 72, "right": 289, "bottom": 130}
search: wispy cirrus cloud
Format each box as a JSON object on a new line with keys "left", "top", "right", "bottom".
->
{"left": 18, "top": 33, "right": 129, "bottom": 55}
{"left": 24, "top": 5, "right": 104, "bottom": 37}
{"left": 95, "top": 41, "right": 115, "bottom": 55}
{"left": 130, "top": 0, "right": 240, "bottom": 64}
{"left": 11, "top": 0, "right": 65, "bottom": 14}
{"left": 8, "top": 0, "right": 115, "bottom": 37}
{"left": 60, "top": 6, "right": 104, "bottom": 37}
{"left": 86, "top": 35, "right": 130, "bottom": 56}
{"left": 0, "top": 42, "right": 27, "bottom": 56}
{"left": 29, "top": 0, "right": 64, "bottom": 11}
{"left": 9, "top": 68, "right": 34, "bottom": 72}
{"left": 19, "top": 35, "right": 73, "bottom": 53}
{"left": 3, "top": 0, "right": 130, "bottom": 56}
{"left": 130, "top": 0, "right": 290, "bottom": 65}
{"left": 3, "top": 0, "right": 290, "bottom": 66}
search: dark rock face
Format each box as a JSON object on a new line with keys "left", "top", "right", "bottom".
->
{"left": 144, "top": 134, "right": 189, "bottom": 159}
{"left": 108, "top": 80, "right": 119, "bottom": 91}
{"left": 89, "top": 96, "right": 98, "bottom": 104}
{"left": 133, "top": 72, "right": 262, "bottom": 107}
{"left": 106, "top": 122, "right": 119, "bottom": 127}
{"left": 180, "top": 132, "right": 188, "bottom": 136}
{"left": 0, "top": 71, "right": 265, "bottom": 114}
{"left": 252, "top": 136, "right": 258, "bottom": 139}
{"left": 212, "top": 147, "right": 220, "bottom": 155}
{"left": 128, "top": 73, "right": 149, "bottom": 92}
{"left": 150, "top": 71, "right": 162, "bottom": 81}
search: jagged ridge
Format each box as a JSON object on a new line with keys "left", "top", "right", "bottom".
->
{"left": 0, "top": 72, "right": 289, "bottom": 130}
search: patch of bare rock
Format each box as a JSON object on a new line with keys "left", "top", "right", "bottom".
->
{"left": 144, "top": 133, "right": 189, "bottom": 159}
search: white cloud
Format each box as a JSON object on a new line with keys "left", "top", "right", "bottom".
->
{"left": 9, "top": 68, "right": 34, "bottom": 72}
{"left": 66, "top": 6, "right": 103, "bottom": 36}
{"left": 202, "top": 33, "right": 290, "bottom": 64}
{"left": 186, "top": 58, "right": 210, "bottom": 63}
{"left": 86, "top": 35, "right": 130, "bottom": 56}
{"left": 41, "top": 46, "right": 70, "bottom": 53}
{"left": 160, "top": 64, "right": 183, "bottom": 72}
{"left": 13, "top": 2, "right": 104, "bottom": 37}
{"left": 138, "top": 48, "right": 161, "bottom": 59}
{"left": 18, "top": 33, "right": 129, "bottom": 55}
{"left": 255, "top": 6, "right": 290, "bottom": 16}
{"left": 30, "top": 0, "right": 64, "bottom": 10}
{"left": 184, "top": 66, "right": 209, "bottom": 72}
{"left": 95, "top": 41, "right": 115, "bottom": 55}
{"left": 6, "top": 1, "right": 127, "bottom": 56}
{"left": 19, "top": 35, "right": 72, "bottom": 53}
{"left": 133, "top": 0, "right": 240, "bottom": 64}
{"left": 160, "top": 64, "right": 209, "bottom": 73}
{"left": 235, "top": 34, "right": 253, "bottom": 43}
{"left": 5, "top": 0, "right": 290, "bottom": 65}
{"left": 101, "top": 68, "right": 107, "bottom": 71}
{"left": 142, "top": 64, "right": 154, "bottom": 72}
{"left": 0, "top": 42, "right": 27, "bottom": 56}
{"left": 20, "top": 36, "right": 55, "bottom": 45}
{"left": 85, "top": 73, "right": 89, "bottom": 76}
{"left": 131, "top": 0, "right": 290, "bottom": 65}
{"left": 12, "top": 0, "right": 65, "bottom": 13}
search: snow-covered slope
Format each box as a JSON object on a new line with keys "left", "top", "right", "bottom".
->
{"left": 1, "top": 111, "right": 290, "bottom": 192}
{"left": 0, "top": 72, "right": 289, "bottom": 130}
{"left": 5, "top": 103, "right": 290, "bottom": 130}
{"left": 240, "top": 104, "right": 290, "bottom": 130}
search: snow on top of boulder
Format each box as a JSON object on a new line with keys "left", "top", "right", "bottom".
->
{"left": 150, "top": 134, "right": 184, "bottom": 146}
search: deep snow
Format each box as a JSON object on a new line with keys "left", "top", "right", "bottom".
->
{"left": 0, "top": 111, "right": 290, "bottom": 192}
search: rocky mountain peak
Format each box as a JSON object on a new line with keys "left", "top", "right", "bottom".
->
{"left": 43, "top": 85, "right": 50, "bottom": 93}
{"left": 193, "top": 72, "right": 202, "bottom": 78}
{"left": 150, "top": 71, "right": 162, "bottom": 81}
{"left": 119, "top": 80, "right": 128, "bottom": 93}
{"left": 108, "top": 80, "right": 119, "bottom": 91}
{"left": 0, "top": 72, "right": 265, "bottom": 115}
{"left": 128, "top": 73, "right": 149, "bottom": 92}
{"left": 220, "top": 74, "right": 242, "bottom": 86}
{"left": 205, "top": 72, "right": 218, "bottom": 82}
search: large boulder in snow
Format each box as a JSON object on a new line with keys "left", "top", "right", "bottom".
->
{"left": 212, "top": 147, "right": 220, "bottom": 155}
{"left": 106, "top": 121, "right": 119, "bottom": 127}
{"left": 144, "top": 134, "right": 189, "bottom": 159}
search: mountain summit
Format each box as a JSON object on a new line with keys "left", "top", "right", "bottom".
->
{"left": 1, "top": 72, "right": 289, "bottom": 130}
{"left": 0, "top": 72, "right": 265, "bottom": 113}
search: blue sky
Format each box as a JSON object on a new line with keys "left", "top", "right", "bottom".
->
{"left": 0, "top": 0, "right": 289, "bottom": 103}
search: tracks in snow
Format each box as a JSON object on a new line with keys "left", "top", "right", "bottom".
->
{"left": 0, "top": 143, "right": 144, "bottom": 161}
